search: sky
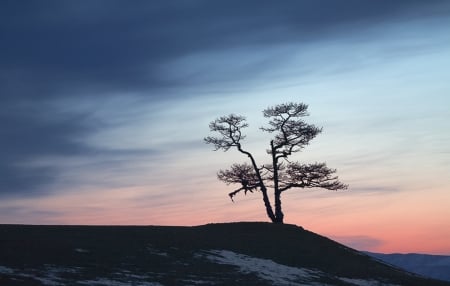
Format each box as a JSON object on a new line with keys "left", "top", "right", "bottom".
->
{"left": 1, "top": 0, "right": 449, "bottom": 255}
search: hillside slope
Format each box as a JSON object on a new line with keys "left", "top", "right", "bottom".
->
{"left": 0, "top": 222, "right": 449, "bottom": 286}
{"left": 366, "top": 252, "right": 450, "bottom": 282}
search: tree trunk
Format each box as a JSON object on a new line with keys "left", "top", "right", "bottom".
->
{"left": 273, "top": 216, "right": 284, "bottom": 224}
{"left": 271, "top": 140, "right": 284, "bottom": 224}
{"left": 260, "top": 185, "right": 276, "bottom": 223}
{"left": 237, "top": 144, "right": 277, "bottom": 223}
{"left": 274, "top": 191, "right": 284, "bottom": 223}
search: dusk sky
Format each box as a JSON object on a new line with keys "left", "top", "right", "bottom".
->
{"left": 1, "top": 1, "right": 449, "bottom": 255}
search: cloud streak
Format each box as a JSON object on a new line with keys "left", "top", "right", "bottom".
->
{"left": 331, "top": 235, "right": 385, "bottom": 251}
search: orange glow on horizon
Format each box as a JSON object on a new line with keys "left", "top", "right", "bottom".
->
{"left": 1, "top": 182, "right": 449, "bottom": 255}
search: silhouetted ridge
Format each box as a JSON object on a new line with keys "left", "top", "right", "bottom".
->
{"left": 0, "top": 222, "right": 448, "bottom": 285}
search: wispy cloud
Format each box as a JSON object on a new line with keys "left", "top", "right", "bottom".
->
{"left": 331, "top": 235, "right": 385, "bottom": 251}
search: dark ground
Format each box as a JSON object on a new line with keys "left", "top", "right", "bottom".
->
{"left": 0, "top": 222, "right": 449, "bottom": 285}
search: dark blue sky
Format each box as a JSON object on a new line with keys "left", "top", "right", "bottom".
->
{"left": 1, "top": 0, "right": 446, "bottom": 197}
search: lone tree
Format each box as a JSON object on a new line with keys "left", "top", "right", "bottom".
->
{"left": 205, "top": 102, "right": 347, "bottom": 224}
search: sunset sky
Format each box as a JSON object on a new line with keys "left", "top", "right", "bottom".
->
{"left": 1, "top": 1, "right": 449, "bottom": 255}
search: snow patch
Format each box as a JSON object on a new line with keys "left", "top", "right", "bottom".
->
{"left": 339, "top": 277, "right": 401, "bottom": 286}
{"left": 1, "top": 264, "right": 163, "bottom": 285}
{"left": 78, "top": 278, "right": 163, "bottom": 286}
{"left": 28, "top": 265, "right": 81, "bottom": 285}
{"left": 181, "top": 278, "right": 215, "bottom": 285}
{"left": 147, "top": 244, "right": 169, "bottom": 257}
{"left": 201, "top": 249, "right": 402, "bottom": 286}
{"left": 0, "top": 265, "right": 14, "bottom": 274}
{"left": 200, "top": 249, "right": 323, "bottom": 285}
{"left": 0, "top": 265, "right": 83, "bottom": 285}
{"left": 112, "top": 272, "right": 152, "bottom": 280}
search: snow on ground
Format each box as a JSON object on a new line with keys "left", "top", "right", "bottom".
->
{"left": 0, "top": 265, "right": 82, "bottom": 286}
{"left": 201, "top": 249, "right": 403, "bottom": 286}
{"left": 180, "top": 278, "right": 215, "bottom": 285}
{"left": 147, "top": 244, "right": 169, "bottom": 257}
{"left": 200, "top": 249, "right": 323, "bottom": 286}
{"left": 0, "top": 265, "right": 14, "bottom": 274}
{"left": 78, "top": 278, "right": 163, "bottom": 286}
{"left": 74, "top": 248, "right": 90, "bottom": 253}
{"left": 1, "top": 251, "right": 407, "bottom": 286}
{"left": 0, "top": 265, "right": 162, "bottom": 286}
{"left": 339, "top": 277, "right": 401, "bottom": 286}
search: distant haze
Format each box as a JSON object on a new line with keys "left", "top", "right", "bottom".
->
{"left": 366, "top": 252, "right": 450, "bottom": 282}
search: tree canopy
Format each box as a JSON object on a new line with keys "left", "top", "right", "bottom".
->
{"left": 205, "top": 102, "right": 347, "bottom": 223}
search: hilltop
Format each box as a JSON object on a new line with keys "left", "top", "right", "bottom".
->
{"left": 0, "top": 222, "right": 449, "bottom": 285}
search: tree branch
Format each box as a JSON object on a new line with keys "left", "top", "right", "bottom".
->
{"left": 261, "top": 103, "right": 322, "bottom": 158}
{"left": 204, "top": 114, "right": 248, "bottom": 151}
{"left": 218, "top": 163, "right": 262, "bottom": 201}
{"left": 279, "top": 162, "right": 348, "bottom": 192}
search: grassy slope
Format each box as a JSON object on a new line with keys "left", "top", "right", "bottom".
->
{"left": 0, "top": 222, "right": 449, "bottom": 285}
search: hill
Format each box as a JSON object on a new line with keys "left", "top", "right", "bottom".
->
{"left": 0, "top": 222, "right": 449, "bottom": 286}
{"left": 366, "top": 252, "right": 450, "bottom": 282}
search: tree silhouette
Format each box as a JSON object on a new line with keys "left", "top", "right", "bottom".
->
{"left": 205, "top": 102, "right": 347, "bottom": 224}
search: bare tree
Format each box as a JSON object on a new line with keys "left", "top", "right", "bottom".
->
{"left": 205, "top": 102, "right": 347, "bottom": 224}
